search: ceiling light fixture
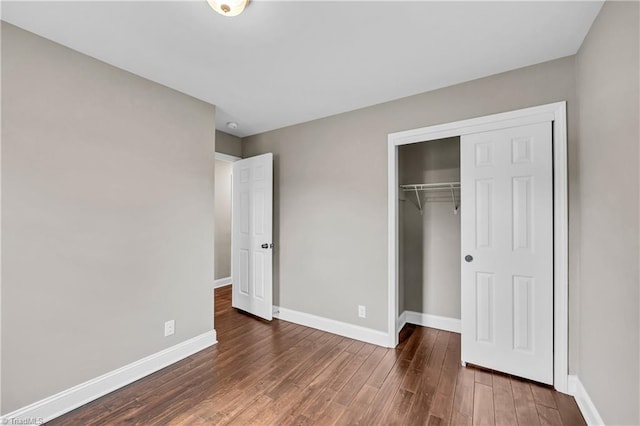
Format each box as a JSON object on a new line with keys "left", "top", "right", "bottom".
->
{"left": 207, "top": 0, "right": 248, "bottom": 17}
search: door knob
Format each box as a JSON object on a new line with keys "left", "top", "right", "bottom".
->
{"left": 261, "top": 243, "right": 269, "bottom": 249}
{"left": 465, "top": 255, "right": 473, "bottom": 263}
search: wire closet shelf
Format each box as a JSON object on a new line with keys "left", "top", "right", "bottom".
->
{"left": 400, "top": 181, "right": 460, "bottom": 215}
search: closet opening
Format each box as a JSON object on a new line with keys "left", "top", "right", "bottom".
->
{"left": 387, "top": 102, "right": 569, "bottom": 392}
{"left": 398, "top": 137, "right": 461, "bottom": 333}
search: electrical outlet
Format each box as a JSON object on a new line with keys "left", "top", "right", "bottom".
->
{"left": 164, "top": 320, "right": 175, "bottom": 337}
{"left": 358, "top": 305, "right": 366, "bottom": 318}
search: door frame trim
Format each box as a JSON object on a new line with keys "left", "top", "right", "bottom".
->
{"left": 387, "top": 101, "right": 568, "bottom": 393}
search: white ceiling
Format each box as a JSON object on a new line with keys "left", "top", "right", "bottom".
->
{"left": 2, "top": 1, "right": 602, "bottom": 137}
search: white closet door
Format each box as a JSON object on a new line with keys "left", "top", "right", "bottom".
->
{"left": 232, "top": 153, "right": 273, "bottom": 320}
{"left": 461, "top": 122, "right": 553, "bottom": 384}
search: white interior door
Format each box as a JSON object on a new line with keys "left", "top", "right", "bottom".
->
{"left": 461, "top": 122, "right": 553, "bottom": 384}
{"left": 232, "top": 153, "right": 273, "bottom": 320}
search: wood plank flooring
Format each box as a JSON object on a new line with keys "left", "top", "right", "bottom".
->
{"left": 49, "top": 286, "right": 585, "bottom": 425}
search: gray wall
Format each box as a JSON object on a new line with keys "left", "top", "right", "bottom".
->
{"left": 214, "top": 159, "right": 232, "bottom": 280}
{"left": 243, "top": 56, "right": 578, "bottom": 334}
{"left": 1, "top": 23, "right": 216, "bottom": 413}
{"left": 216, "top": 130, "right": 242, "bottom": 157}
{"left": 575, "top": 2, "right": 639, "bottom": 424}
{"left": 399, "top": 138, "right": 461, "bottom": 319}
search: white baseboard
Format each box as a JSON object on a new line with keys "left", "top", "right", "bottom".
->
{"left": 402, "top": 310, "right": 461, "bottom": 333}
{"left": 213, "top": 277, "right": 232, "bottom": 288}
{"left": 567, "top": 375, "right": 605, "bottom": 426}
{"left": 397, "top": 311, "right": 407, "bottom": 333}
{"left": 273, "top": 306, "right": 391, "bottom": 347}
{"left": 1, "top": 330, "right": 217, "bottom": 424}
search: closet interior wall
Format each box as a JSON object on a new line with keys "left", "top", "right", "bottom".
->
{"left": 399, "top": 137, "right": 461, "bottom": 320}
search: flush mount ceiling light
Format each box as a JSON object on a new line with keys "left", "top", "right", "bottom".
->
{"left": 207, "top": 0, "right": 249, "bottom": 17}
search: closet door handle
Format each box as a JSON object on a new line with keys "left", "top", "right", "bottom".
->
{"left": 464, "top": 255, "right": 473, "bottom": 263}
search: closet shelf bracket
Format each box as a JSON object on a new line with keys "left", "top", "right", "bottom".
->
{"left": 450, "top": 185, "right": 459, "bottom": 215}
{"left": 414, "top": 187, "right": 423, "bottom": 215}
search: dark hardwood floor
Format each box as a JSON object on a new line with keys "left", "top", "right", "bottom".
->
{"left": 49, "top": 286, "right": 585, "bottom": 425}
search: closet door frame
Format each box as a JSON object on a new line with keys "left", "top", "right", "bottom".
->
{"left": 387, "top": 101, "right": 568, "bottom": 393}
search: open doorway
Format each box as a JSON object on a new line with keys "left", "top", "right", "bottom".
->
{"left": 215, "top": 153, "right": 241, "bottom": 288}
{"left": 398, "top": 137, "right": 461, "bottom": 333}
{"left": 214, "top": 151, "right": 274, "bottom": 321}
